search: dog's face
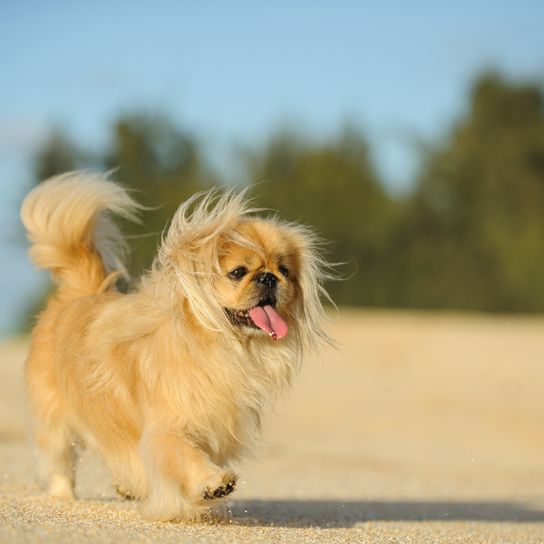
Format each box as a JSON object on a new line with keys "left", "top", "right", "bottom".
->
{"left": 162, "top": 192, "right": 326, "bottom": 346}
{"left": 215, "top": 219, "right": 301, "bottom": 339}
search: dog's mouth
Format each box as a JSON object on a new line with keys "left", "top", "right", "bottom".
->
{"left": 226, "top": 299, "right": 288, "bottom": 340}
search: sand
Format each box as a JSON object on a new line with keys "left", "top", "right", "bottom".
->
{"left": 1, "top": 309, "right": 544, "bottom": 543}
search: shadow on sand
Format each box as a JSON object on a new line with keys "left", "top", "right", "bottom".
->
{"left": 229, "top": 499, "right": 544, "bottom": 528}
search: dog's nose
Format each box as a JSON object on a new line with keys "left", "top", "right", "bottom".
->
{"left": 256, "top": 272, "right": 278, "bottom": 288}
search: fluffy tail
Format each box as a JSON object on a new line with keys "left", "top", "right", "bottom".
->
{"left": 21, "top": 171, "right": 141, "bottom": 296}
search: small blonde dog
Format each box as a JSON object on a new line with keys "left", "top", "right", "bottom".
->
{"left": 21, "top": 172, "right": 331, "bottom": 521}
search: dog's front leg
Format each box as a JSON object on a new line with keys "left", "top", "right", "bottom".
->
{"left": 138, "top": 425, "right": 237, "bottom": 521}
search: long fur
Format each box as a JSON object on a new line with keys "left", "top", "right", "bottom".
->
{"left": 21, "top": 171, "right": 331, "bottom": 521}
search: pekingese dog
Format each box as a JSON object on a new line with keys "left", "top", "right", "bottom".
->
{"left": 20, "top": 171, "right": 331, "bottom": 521}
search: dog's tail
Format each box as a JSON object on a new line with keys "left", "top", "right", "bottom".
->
{"left": 21, "top": 171, "right": 141, "bottom": 296}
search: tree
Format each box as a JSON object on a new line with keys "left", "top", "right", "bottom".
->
{"left": 401, "top": 72, "right": 544, "bottom": 311}
{"left": 246, "top": 126, "right": 398, "bottom": 305}
{"left": 31, "top": 114, "right": 216, "bottom": 279}
{"left": 103, "top": 114, "right": 216, "bottom": 276}
{"left": 25, "top": 71, "right": 544, "bottom": 317}
{"left": 33, "top": 128, "right": 85, "bottom": 182}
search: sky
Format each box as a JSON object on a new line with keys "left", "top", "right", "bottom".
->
{"left": 1, "top": 0, "right": 544, "bottom": 335}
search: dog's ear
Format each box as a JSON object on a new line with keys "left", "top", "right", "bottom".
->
{"left": 283, "top": 224, "right": 335, "bottom": 353}
{"left": 155, "top": 189, "right": 253, "bottom": 332}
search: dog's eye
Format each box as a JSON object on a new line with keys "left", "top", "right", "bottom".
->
{"left": 278, "top": 265, "right": 289, "bottom": 278}
{"left": 229, "top": 266, "right": 248, "bottom": 280}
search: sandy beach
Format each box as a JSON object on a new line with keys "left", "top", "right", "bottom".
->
{"left": 1, "top": 309, "right": 543, "bottom": 543}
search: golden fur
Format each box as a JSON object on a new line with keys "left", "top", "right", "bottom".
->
{"left": 21, "top": 171, "right": 331, "bottom": 521}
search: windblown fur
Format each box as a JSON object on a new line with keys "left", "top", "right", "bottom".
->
{"left": 21, "top": 171, "right": 331, "bottom": 521}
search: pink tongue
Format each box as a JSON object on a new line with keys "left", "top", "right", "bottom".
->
{"left": 248, "top": 305, "right": 289, "bottom": 340}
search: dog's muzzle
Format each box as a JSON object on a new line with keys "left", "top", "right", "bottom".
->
{"left": 255, "top": 272, "right": 279, "bottom": 305}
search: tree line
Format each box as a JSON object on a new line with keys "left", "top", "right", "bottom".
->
{"left": 30, "top": 71, "right": 544, "bottom": 313}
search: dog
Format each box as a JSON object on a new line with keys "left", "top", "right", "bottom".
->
{"left": 20, "top": 171, "right": 331, "bottom": 521}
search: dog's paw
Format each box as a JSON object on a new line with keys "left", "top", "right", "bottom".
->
{"left": 203, "top": 473, "right": 237, "bottom": 501}
{"left": 115, "top": 485, "right": 136, "bottom": 501}
{"left": 49, "top": 475, "right": 75, "bottom": 500}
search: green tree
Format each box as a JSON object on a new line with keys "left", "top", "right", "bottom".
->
{"left": 399, "top": 72, "right": 544, "bottom": 311}
{"left": 26, "top": 70, "right": 544, "bottom": 317}
{"left": 33, "top": 128, "right": 85, "bottom": 182}
{"left": 246, "top": 126, "right": 398, "bottom": 305}
{"left": 103, "top": 114, "right": 216, "bottom": 276}
{"left": 32, "top": 114, "right": 216, "bottom": 280}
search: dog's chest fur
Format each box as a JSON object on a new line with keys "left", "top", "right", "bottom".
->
{"left": 130, "top": 323, "right": 297, "bottom": 463}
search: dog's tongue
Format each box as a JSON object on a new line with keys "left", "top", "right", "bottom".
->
{"left": 248, "top": 305, "right": 288, "bottom": 340}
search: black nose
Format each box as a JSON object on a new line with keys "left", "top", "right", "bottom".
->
{"left": 256, "top": 272, "right": 278, "bottom": 288}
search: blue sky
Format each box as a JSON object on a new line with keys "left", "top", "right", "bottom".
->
{"left": 1, "top": 1, "right": 544, "bottom": 334}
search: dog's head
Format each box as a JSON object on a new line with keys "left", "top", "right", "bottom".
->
{"left": 156, "top": 190, "right": 331, "bottom": 351}
{"left": 216, "top": 219, "right": 304, "bottom": 340}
